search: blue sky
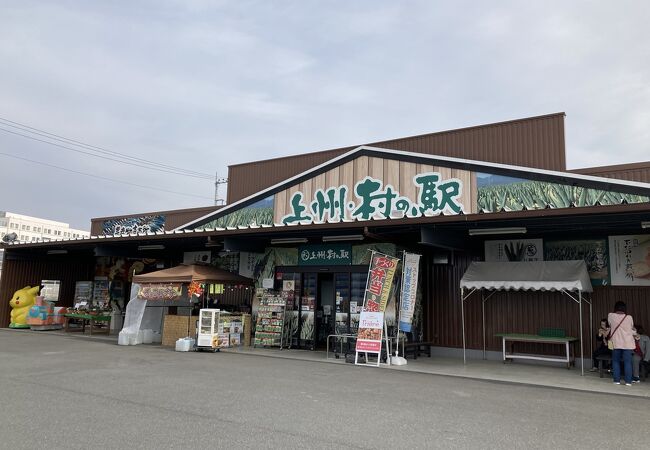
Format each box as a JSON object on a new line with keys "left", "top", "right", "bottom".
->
{"left": 1, "top": 1, "right": 649, "bottom": 228}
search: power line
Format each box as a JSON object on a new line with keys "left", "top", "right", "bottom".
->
{"left": 0, "top": 116, "right": 214, "bottom": 177}
{"left": 0, "top": 126, "right": 214, "bottom": 180}
{"left": 0, "top": 152, "right": 213, "bottom": 201}
{"left": 0, "top": 117, "right": 215, "bottom": 179}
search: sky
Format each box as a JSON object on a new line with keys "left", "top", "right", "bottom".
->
{"left": 1, "top": 1, "right": 649, "bottom": 229}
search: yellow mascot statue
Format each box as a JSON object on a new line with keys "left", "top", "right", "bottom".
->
{"left": 9, "top": 286, "right": 40, "bottom": 328}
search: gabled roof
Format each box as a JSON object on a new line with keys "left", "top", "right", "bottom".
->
{"left": 177, "top": 145, "right": 650, "bottom": 231}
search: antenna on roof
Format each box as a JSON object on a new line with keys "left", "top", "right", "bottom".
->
{"left": 214, "top": 171, "right": 228, "bottom": 206}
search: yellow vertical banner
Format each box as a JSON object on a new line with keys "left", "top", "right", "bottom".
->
{"left": 363, "top": 252, "right": 400, "bottom": 312}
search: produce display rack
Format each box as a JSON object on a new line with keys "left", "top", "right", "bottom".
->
{"left": 253, "top": 291, "right": 287, "bottom": 349}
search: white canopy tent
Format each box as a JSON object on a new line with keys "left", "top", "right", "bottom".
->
{"left": 459, "top": 260, "right": 594, "bottom": 375}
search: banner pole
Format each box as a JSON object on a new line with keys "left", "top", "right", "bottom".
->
{"left": 395, "top": 250, "right": 407, "bottom": 358}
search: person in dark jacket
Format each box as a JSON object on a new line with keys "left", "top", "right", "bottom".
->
{"left": 591, "top": 318, "right": 611, "bottom": 371}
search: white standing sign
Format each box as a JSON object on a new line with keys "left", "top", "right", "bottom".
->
{"left": 355, "top": 311, "right": 384, "bottom": 354}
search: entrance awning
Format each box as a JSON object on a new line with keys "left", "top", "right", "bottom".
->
{"left": 460, "top": 260, "right": 593, "bottom": 293}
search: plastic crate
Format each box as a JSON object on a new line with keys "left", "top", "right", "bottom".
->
{"left": 538, "top": 327, "right": 566, "bottom": 338}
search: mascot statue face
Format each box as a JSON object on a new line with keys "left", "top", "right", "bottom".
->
{"left": 9, "top": 286, "right": 40, "bottom": 328}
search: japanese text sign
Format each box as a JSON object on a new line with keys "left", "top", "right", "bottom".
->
{"left": 398, "top": 252, "right": 420, "bottom": 332}
{"left": 282, "top": 173, "right": 464, "bottom": 225}
{"left": 364, "top": 252, "right": 400, "bottom": 313}
{"left": 298, "top": 244, "right": 352, "bottom": 266}
{"left": 608, "top": 235, "right": 650, "bottom": 286}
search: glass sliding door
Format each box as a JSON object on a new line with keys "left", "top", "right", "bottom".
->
{"left": 350, "top": 272, "right": 367, "bottom": 335}
{"left": 299, "top": 273, "right": 317, "bottom": 349}
{"left": 334, "top": 273, "right": 350, "bottom": 335}
{"left": 275, "top": 266, "right": 369, "bottom": 350}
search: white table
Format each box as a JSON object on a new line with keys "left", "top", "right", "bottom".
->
{"left": 495, "top": 333, "right": 578, "bottom": 368}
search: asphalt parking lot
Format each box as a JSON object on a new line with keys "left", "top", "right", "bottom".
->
{"left": 1, "top": 330, "right": 647, "bottom": 449}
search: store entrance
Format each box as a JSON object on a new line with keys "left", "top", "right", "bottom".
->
{"left": 276, "top": 267, "right": 367, "bottom": 350}
{"left": 315, "top": 274, "right": 335, "bottom": 349}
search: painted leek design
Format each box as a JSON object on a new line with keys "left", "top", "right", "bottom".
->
{"left": 476, "top": 173, "right": 649, "bottom": 212}
{"left": 197, "top": 196, "right": 274, "bottom": 230}
{"left": 544, "top": 239, "right": 609, "bottom": 286}
{"left": 102, "top": 215, "right": 165, "bottom": 235}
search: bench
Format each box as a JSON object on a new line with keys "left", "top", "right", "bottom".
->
{"left": 596, "top": 354, "right": 648, "bottom": 381}
{"left": 495, "top": 333, "right": 578, "bottom": 368}
{"left": 403, "top": 341, "right": 432, "bottom": 359}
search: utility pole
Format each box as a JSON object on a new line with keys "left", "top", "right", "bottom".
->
{"left": 214, "top": 172, "right": 228, "bottom": 206}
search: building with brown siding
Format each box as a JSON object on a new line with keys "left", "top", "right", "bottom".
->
{"left": 2, "top": 113, "right": 649, "bottom": 366}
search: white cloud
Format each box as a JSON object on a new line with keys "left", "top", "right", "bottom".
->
{"left": 0, "top": 0, "right": 649, "bottom": 228}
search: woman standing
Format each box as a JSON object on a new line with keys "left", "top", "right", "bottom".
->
{"left": 608, "top": 301, "right": 636, "bottom": 386}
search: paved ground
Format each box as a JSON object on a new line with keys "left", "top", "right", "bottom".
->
{"left": 1, "top": 330, "right": 648, "bottom": 449}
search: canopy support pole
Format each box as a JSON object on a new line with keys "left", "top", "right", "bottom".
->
{"left": 561, "top": 289, "right": 586, "bottom": 376}
{"left": 480, "top": 291, "right": 496, "bottom": 360}
{"left": 579, "top": 289, "right": 584, "bottom": 376}
{"left": 482, "top": 291, "right": 486, "bottom": 360}
{"left": 461, "top": 287, "right": 466, "bottom": 365}
{"left": 583, "top": 294, "right": 593, "bottom": 367}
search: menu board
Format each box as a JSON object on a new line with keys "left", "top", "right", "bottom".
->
{"left": 253, "top": 292, "right": 286, "bottom": 348}
{"left": 74, "top": 281, "right": 93, "bottom": 307}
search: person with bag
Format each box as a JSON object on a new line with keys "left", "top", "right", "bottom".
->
{"left": 607, "top": 301, "right": 636, "bottom": 386}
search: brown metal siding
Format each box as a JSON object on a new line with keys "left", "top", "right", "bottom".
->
{"left": 228, "top": 113, "right": 566, "bottom": 203}
{"left": 0, "top": 254, "right": 94, "bottom": 327}
{"left": 570, "top": 162, "right": 650, "bottom": 184}
{"left": 423, "top": 252, "right": 650, "bottom": 354}
{"left": 90, "top": 206, "right": 219, "bottom": 235}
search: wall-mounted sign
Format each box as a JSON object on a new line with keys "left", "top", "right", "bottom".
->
{"left": 102, "top": 215, "right": 165, "bottom": 235}
{"left": 609, "top": 235, "right": 650, "bottom": 286}
{"left": 544, "top": 239, "right": 609, "bottom": 286}
{"left": 183, "top": 251, "right": 212, "bottom": 265}
{"left": 485, "top": 239, "right": 543, "bottom": 262}
{"left": 239, "top": 252, "right": 264, "bottom": 279}
{"left": 40, "top": 280, "right": 61, "bottom": 302}
{"left": 282, "top": 173, "right": 464, "bottom": 225}
{"left": 298, "top": 244, "right": 352, "bottom": 266}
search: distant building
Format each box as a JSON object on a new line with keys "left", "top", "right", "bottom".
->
{"left": 0, "top": 211, "right": 90, "bottom": 280}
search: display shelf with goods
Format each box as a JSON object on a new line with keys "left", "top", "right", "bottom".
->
{"left": 92, "top": 277, "right": 110, "bottom": 307}
{"left": 254, "top": 292, "right": 287, "bottom": 348}
{"left": 215, "top": 311, "right": 248, "bottom": 349}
